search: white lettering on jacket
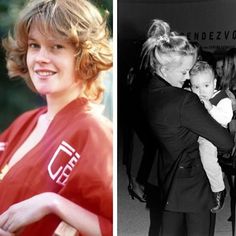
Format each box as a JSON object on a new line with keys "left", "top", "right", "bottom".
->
{"left": 0, "top": 142, "right": 6, "bottom": 152}
{"left": 48, "top": 141, "right": 80, "bottom": 186}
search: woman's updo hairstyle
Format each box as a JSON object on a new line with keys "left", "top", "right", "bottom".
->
{"left": 140, "top": 19, "right": 197, "bottom": 75}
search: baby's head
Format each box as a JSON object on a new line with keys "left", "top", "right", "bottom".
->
{"left": 190, "top": 61, "right": 216, "bottom": 100}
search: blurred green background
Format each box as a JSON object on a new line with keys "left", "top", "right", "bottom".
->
{"left": 0, "top": 0, "right": 112, "bottom": 132}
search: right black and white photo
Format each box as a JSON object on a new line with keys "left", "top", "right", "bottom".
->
{"left": 118, "top": 0, "right": 236, "bottom": 235}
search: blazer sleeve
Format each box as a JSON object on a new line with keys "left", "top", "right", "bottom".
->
{"left": 181, "top": 92, "right": 234, "bottom": 152}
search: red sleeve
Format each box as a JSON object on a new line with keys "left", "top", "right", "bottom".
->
{"left": 99, "top": 216, "right": 112, "bottom": 236}
{"left": 0, "top": 127, "right": 11, "bottom": 160}
{"left": 59, "top": 115, "right": 113, "bottom": 236}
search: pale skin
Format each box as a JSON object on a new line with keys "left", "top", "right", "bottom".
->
{"left": 159, "top": 55, "right": 196, "bottom": 88}
{"left": 0, "top": 25, "right": 103, "bottom": 236}
{"left": 0, "top": 193, "right": 102, "bottom": 236}
{"left": 190, "top": 71, "right": 217, "bottom": 112}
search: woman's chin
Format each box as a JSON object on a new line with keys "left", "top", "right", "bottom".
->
{"left": 36, "top": 88, "right": 51, "bottom": 96}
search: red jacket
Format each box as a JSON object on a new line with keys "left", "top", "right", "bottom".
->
{"left": 0, "top": 98, "right": 113, "bottom": 236}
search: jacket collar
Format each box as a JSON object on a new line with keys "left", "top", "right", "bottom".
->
{"left": 149, "top": 73, "right": 172, "bottom": 89}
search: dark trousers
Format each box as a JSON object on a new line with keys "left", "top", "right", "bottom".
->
{"left": 160, "top": 210, "right": 216, "bottom": 236}
{"left": 145, "top": 184, "right": 162, "bottom": 236}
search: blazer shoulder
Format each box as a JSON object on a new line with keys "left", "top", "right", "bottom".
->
{"left": 167, "top": 87, "right": 199, "bottom": 103}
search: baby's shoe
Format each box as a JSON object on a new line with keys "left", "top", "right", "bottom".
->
{"left": 211, "top": 189, "right": 226, "bottom": 213}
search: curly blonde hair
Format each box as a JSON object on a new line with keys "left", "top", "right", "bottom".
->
{"left": 2, "top": 0, "right": 112, "bottom": 102}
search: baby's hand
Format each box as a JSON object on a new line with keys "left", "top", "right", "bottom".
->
{"left": 199, "top": 96, "right": 212, "bottom": 111}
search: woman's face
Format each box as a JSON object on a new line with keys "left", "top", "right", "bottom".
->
{"left": 26, "top": 25, "right": 81, "bottom": 98}
{"left": 163, "top": 55, "right": 196, "bottom": 88}
{"left": 216, "top": 60, "right": 223, "bottom": 78}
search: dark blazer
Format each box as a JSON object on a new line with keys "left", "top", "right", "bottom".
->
{"left": 140, "top": 73, "right": 234, "bottom": 212}
{"left": 128, "top": 69, "right": 159, "bottom": 186}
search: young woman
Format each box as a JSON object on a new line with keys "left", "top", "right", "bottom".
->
{"left": 0, "top": 0, "right": 112, "bottom": 235}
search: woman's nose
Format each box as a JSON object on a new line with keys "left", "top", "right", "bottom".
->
{"left": 184, "top": 72, "right": 190, "bottom": 80}
{"left": 35, "top": 48, "right": 50, "bottom": 63}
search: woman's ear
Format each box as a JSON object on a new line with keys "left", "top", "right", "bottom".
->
{"left": 159, "top": 66, "right": 167, "bottom": 78}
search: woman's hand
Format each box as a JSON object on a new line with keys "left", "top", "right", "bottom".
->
{"left": 0, "top": 193, "right": 53, "bottom": 233}
{"left": 0, "top": 192, "right": 102, "bottom": 236}
{"left": 0, "top": 228, "right": 14, "bottom": 236}
{"left": 128, "top": 177, "right": 146, "bottom": 202}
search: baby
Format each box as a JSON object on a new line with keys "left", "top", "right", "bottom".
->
{"left": 190, "top": 61, "right": 233, "bottom": 213}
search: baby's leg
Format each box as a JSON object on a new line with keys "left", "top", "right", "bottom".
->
{"left": 198, "top": 136, "right": 224, "bottom": 192}
{"left": 198, "top": 136, "right": 226, "bottom": 213}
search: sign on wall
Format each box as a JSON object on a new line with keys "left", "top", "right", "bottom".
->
{"left": 119, "top": 0, "right": 236, "bottom": 53}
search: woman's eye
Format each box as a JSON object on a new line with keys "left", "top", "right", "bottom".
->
{"left": 52, "top": 44, "right": 64, "bottom": 49}
{"left": 28, "top": 43, "right": 39, "bottom": 48}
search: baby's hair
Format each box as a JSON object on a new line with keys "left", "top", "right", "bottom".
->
{"left": 140, "top": 19, "right": 197, "bottom": 74}
{"left": 190, "top": 61, "right": 215, "bottom": 78}
{"left": 2, "top": 0, "right": 112, "bottom": 102}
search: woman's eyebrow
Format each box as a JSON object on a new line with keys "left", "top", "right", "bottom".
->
{"left": 27, "top": 36, "right": 37, "bottom": 41}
